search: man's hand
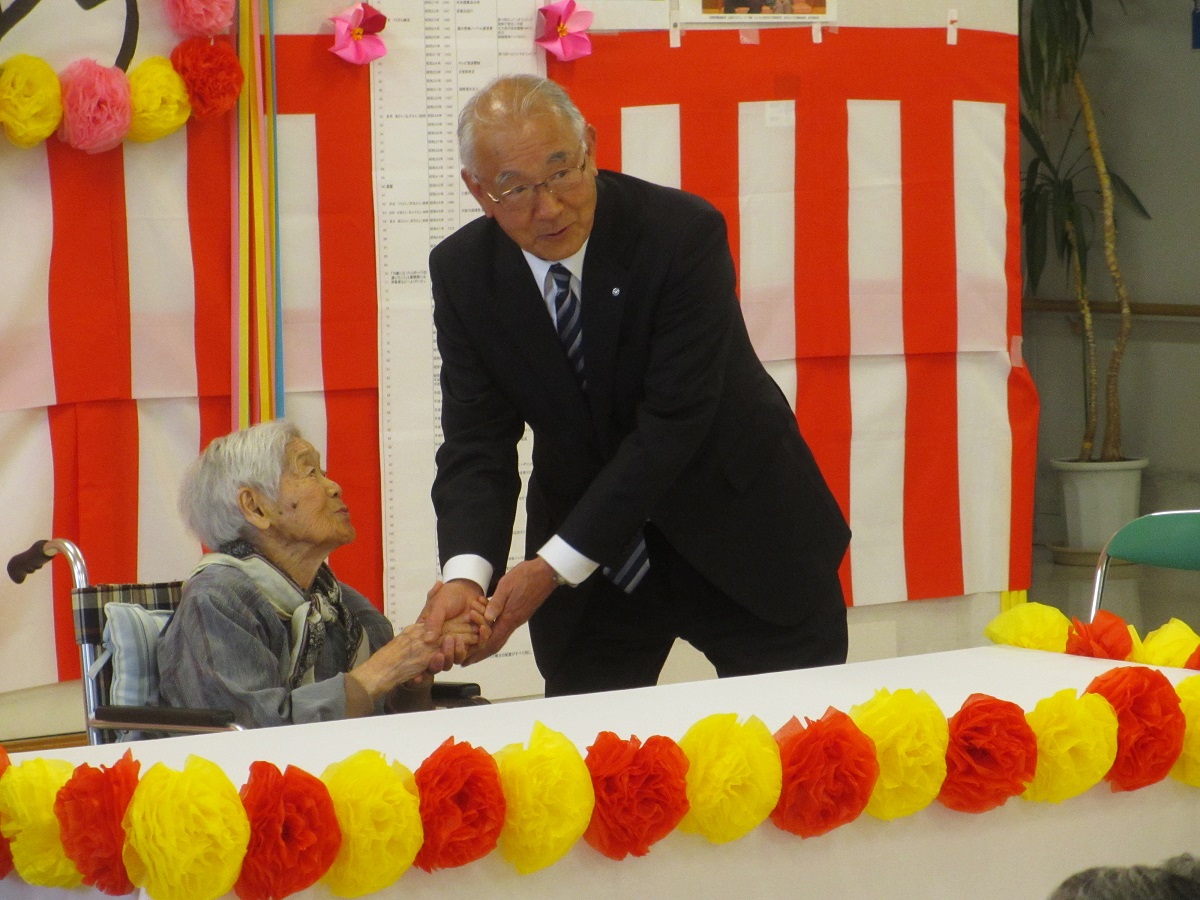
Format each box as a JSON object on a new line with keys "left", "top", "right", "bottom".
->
{"left": 420, "top": 578, "right": 487, "bottom": 672}
{"left": 465, "top": 557, "right": 560, "bottom": 665}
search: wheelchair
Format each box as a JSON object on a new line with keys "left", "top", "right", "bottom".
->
{"left": 7, "top": 538, "right": 484, "bottom": 745}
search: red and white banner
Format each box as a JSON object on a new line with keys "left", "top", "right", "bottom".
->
{"left": 0, "top": 19, "right": 1034, "bottom": 691}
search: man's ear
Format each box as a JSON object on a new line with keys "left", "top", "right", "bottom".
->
{"left": 461, "top": 169, "right": 494, "bottom": 218}
{"left": 237, "top": 486, "right": 275, "bottom": 533}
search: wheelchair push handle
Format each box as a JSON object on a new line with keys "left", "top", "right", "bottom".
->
{"left": 7, "top": 538, "right": 89, "bottom": 589}
{"left": 7, "top": 540, "right": 53, "bottom": 584}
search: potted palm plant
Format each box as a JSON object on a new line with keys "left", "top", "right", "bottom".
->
{"left": 1019, "top": 0, "right": 1151, "bottom": 556}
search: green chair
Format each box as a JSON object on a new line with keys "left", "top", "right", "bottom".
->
{"left": 1089, "top": 510, "right": 1200, "bottom": 623}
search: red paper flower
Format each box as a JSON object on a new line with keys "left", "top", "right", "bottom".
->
{"left": 937, "top": 693, "right": 1038, "bottom": 813}
{"left": 236, "top": 761, "right": 341, "bottom": 900}
{"left": 414, "top": 738, "right": 506, "bottom": 872}
{"left": 53, "top": 750, "right": 140, "bottom": 895}
{"left": 770, "top": 708, "right": 878, "bottom": 838}
{"left": 1186, "top": 644, "right": 1200, "bottom": 670}
{"left": 1086, "top": 666, "right": 1187, "bottom": 791}
{"left": 0, "top": 744, "right": 11, "bottom": 880}
{"left": 170, "top": 36, "right": 244, "bottom": 120}
{"left": 1067, "top": 610, "right": 1134, "bottom": 661}
{"left": 583, "top": 731, "right": 689, "bottom": 860}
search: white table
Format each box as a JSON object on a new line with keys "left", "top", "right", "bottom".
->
{"left": 6, "top": 646, "right": 1199, "bottom": 899}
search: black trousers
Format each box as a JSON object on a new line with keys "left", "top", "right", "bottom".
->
{"left": 541, "top": 524, "right": 848, "bottom": 697}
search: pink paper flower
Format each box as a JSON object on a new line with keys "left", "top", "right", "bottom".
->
{"left": 536, "top": 0, "right": 593, "bottom": 62}
{"left": 329, "top": 3, "right": 388, "bottom": 65}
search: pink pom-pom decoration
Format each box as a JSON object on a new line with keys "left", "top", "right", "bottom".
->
{"left": 57, "top": 59, "right": 131, "bottom": 154}
{"left": 163, "top": 0, "right": 236, "bottom": 38}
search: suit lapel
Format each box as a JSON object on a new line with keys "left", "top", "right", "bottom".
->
{"left": 580, "top": 175, "right": 633, "bottom": 453}
{"left": 489, "top": 231, "right": 595, "bottom": 439}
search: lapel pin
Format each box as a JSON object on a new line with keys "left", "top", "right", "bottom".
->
{"left": 612, "top": 287, "right": 620, "bottom": 297}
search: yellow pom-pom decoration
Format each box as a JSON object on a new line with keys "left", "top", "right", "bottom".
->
{"left": 0, "top": 758, "right": 81, "bottom": 888}
{"left": 677, "top": 712, "right": 781, "bottom": 843}
{"left": 1130, "top": 618, "right": 1200, "bottom": 668}
{"left": 1171, "top": 674, "right": 1200, "bottom": 787}
{"left": 121, "top": 755, "right": 249, "bottom": 900}
{"left": 127, "top": 55, "right": 191, "bottom": 142}
{"left": 320, "top": 749, "right": 422, "bottom": 897}
{"left": 849, "top": 688, "right": 949, "bottom": 820}
{"left": 1023, "top": 688, "right": 1118, "bottom": 803}
{"left": 0, "top": 54, "right": 63, "bottom": 148}
{"left": 493, "top": 721, "right": 594, "bottom": 873}
{"left": 984, "top": 602, "right": 1071, "bottom": 652}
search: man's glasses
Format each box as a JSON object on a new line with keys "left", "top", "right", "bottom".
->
{"left": 483, "top": 156, "right": 589, "bottom": 212}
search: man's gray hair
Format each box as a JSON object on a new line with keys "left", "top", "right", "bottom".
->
{"left": 179, "top": 419, "right": 301, "bottom": 549}
{"left": 458, "top": 74, "right": 587, "bottom": 174}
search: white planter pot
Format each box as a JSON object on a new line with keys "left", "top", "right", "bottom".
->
{"left": 1049, "top": 457, "right": 1149, "bottom": 556}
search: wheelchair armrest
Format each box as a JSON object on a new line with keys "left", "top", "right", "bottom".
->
{"left": 431, "top": 681, "right": 488, "bottom": 706}
{"left": 93, "top": 704, "right": 242, "bottom": 732}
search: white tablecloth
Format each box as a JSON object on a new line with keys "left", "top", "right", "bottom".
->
{"left": 6, "top": 646, "right": 1199, "bottom": 899}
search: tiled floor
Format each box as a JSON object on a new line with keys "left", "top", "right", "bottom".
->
{"left": 1029, "top": 544, "right": 1200, "bottom": 634}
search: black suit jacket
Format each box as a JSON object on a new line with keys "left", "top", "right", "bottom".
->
{"left": 429, "top": 171, "right": 849, "bottom": 673}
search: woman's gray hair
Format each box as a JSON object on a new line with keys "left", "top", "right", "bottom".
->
{"left": 179, "top": 419, "right": 302, "bottom": 549}
{"left": 458, "top": 74, "right": 587, "bottom": 174}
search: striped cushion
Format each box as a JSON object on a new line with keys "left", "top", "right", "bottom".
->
{"left": 102, "top": 602, "right": 172, "bottom": 709}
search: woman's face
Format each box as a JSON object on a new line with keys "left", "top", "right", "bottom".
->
{"left": 266, "top": 438, "right": 356, "bottom": 554}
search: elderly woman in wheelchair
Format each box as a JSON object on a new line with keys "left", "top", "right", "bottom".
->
{"left": 156, "top": 419, "right": 486, "bottom": 729}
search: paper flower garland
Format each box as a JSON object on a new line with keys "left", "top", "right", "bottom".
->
{"left": 122, "top": 756, "right": 250, "bottom": 900}
{"left": 127, "top": 57, "right": 192, "bottom": 143}
{"left": 583, "top": 731, "right": 690, "bottom": 860}
{"left": 1172, "top": 674, "right": 1200, "bottom": 786}
{"left": 236, "top": 761, "right": 342, "bottom": 900}
{"left": 1067, "top": 610, "right": 1135, "bottom": 661}
{"left": 536, "top": 0, "right": 594, "bottom": 62}
{"left": 320, "top": 750, "right": 423, "bottom": 897}
{"left": 57, "top": 60, "right": 132, "bottom": 154}
{"left": 0, "top": 744, "right": 11, "bottom": 880}
{"left": 414, "top": 738, "right": 506, "bottom": 872}
{"left": 330, "top": 3, "right": 389, "bottom": 65}
{"left": 850, "top": 688, "right": 948, "bottom": 820}
{"left": 0, "top": 55, "right": 62, "bottom": 148}
{"left": 984, "top": 602, "right": 1071, "bottom": 652}
{"left": 53, "top": 750, "right": 140, "bottom": 896}
{"left": 1023, "top": 689, "right": 1118, "bottom": 803}
{"left": 0, "top": 757, "right": 81, "bottom": 888}
{"left": 936, "top": 693, "right": 1037, "bottom": 813}
{"left": 770, "top": 708, "right": 878, "bottom": 837}
{"left": 494, "top": 721, "right": 594, "bottom": 874}
{"left": 170, "top": 37, "right": 244, "bottom": 121}
{"left": 1131, "top": 618, "right": 1200, "bottom": 668}
{"left": 1085, "top": 666, "right": 1186, "bottom": 792}
{"left": 677, "top": 713, "right": 781, "bottom": 843}
{"left": 163, "top": 0, "right": 236, "bottom": 38}
{"left": 3, "top": 665, "right": 1200, "bottom": 894}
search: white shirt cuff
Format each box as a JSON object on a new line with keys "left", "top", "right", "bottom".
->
{"left": 440, "top": 554, "right": 493, "bottom": 594}
{"left": 537, "top": 535, "right": 599, "bottom": 587}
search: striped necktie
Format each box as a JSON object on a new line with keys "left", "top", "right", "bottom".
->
{"left": 549, "top": 263, "right": 586, "bottom": 389}
{"left": 548, "top": 263, "right": 648, "bottom": 594}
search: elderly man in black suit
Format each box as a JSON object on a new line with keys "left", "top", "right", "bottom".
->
{"left": 420, "top": 74, "right": 850, "bottom": 696}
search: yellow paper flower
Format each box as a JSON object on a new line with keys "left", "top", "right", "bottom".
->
{"left": 493, "top": 721, "right": 594, "bottom": 873}
{"left": 1023, "top": 688, "right": 1118, "bottom": 803}
{"left": 849, "top": 689, "right": 948, "bottom": 820}
{"left": 127, "top": 56, "right": 191, "bottom": 142}
{"left": 676, "top": 712, "right": 780, "bottom": 843}
{"left": 681, "top": 710, "right": 782, "bottom": 844}
{"left": 983, "top": 602, "right": 1070, "bottom": 652}
{"left": 122, "top": 755, "right": 250, "bottom": 900}
{"left": 0, "top": 54, "right": 63, "bottom": 148}
{"left": 321, "top": 749, "right": 422, "bottom": 896}
{"left": 0, "top": 758, "right": 81, "bottom": 887}
{"left": 1130, "top": 618, "right": 1200, "bottom": 668}
{"left": 1171, "top": 674, "right": 1200, "bottom": 787}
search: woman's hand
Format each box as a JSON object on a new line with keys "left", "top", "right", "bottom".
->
{"left": 346, "top": 624, "right": 440, "bottom": 705}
